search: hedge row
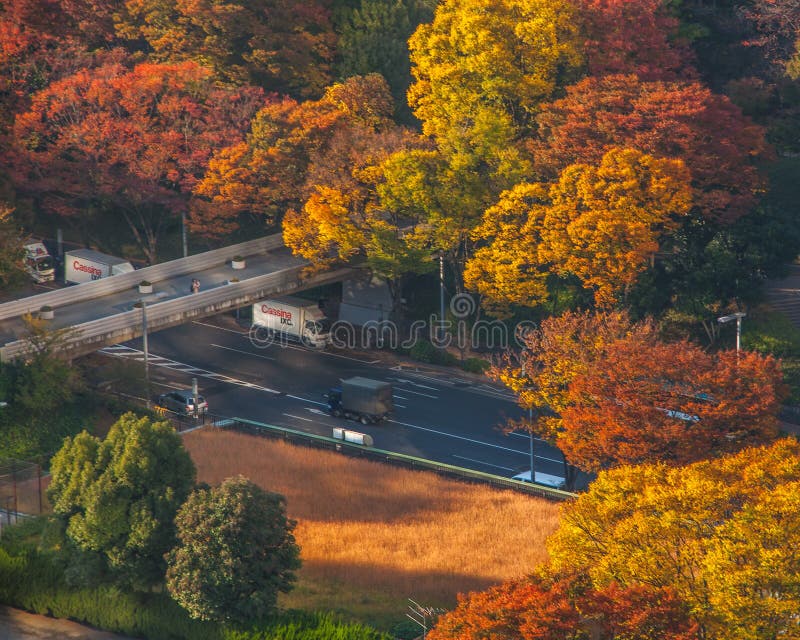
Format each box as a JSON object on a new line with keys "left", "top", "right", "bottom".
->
{"left": 0, "top": 546, "right": 390, "bottom": 640}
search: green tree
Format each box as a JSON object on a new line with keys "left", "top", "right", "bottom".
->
{"left": 334, "top": 0, "right": 435, "bottom": 122}
{"left": 166, "top": 475, "right": 301, "bottom": 624}
{"left": 47, "top": 412, "right": 196, "bottom": 590}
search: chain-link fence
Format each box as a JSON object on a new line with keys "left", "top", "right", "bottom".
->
{"left": 0, "top": 458, "right": 44, "bottom": 531}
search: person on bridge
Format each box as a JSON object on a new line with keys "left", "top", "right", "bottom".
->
{"left": 190, "top": 278, "right": 200, "bottom": 294}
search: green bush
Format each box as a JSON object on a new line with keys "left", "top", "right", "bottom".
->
{"left": 461, "top": 357, "right": 490, "bottom": 374}
{"left": 0, "top": 526, "right": 391, "bottom": 640}
{"left": 742, "top": 310, "right": 800, "bottom": 358}
{"left": 409, "top": 340, "right": 458, "bottom": 366}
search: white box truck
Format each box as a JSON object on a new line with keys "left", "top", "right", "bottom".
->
{"left": 251, "top": 296, "right": 330, "bottom": 348}
{"left": 23, "top": 240, "right": 55, "bottom": 283}
{"left": 64, "top": 249, "right": 135, "bottom": 284}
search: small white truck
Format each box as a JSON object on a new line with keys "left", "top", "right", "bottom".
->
{"left": 23, "top": 241, "right": 55, "bottom": 283}
{"left": 64, "top": 249, "right": 135, "bottom": 284}
{"left": 251, "top": 296, "right": 330, "bottom": 348}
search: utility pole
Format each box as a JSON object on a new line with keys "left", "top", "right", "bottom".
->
{"left": 142, "top": 300, "right": 151, "bottom": 409}
{"left": 181, "top": 211, "right": 188, "bottom": 258}
{"left": 439, "top": 253, "right": 445, "bottom": 344}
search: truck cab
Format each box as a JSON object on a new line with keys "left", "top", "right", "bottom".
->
{"left": 23, "top": 241, "right": 55, "bottom": 283}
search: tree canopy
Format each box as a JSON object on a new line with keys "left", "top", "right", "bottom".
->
{"left": 47, "top": 412, "right": 196, "bottom": 589}
{"left": 166, "top": 475, "right": 301, "bottom": 624}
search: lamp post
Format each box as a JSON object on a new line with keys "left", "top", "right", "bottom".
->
{"left": 438, "top": 252, "right": 445, "bottom": 344}
{"left": 717, "top": 311, "right": 746, "bottom": 354}
{"left": 141, "top": 299, "right": 151, "bottom": 409}
{"left": 521, "top": 360, "right": 535, "bottom": 483}
{"left": 181, "top": 211, "right": 188, "bottom": 258}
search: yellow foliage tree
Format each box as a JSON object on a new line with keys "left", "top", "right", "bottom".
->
{"left": 463, "top": 183, "right": 550, "bottom": 315}
{"left": 467, "top": 147, "right": 692, "bottom": 310}
{"left": 547, "top": 439, "right": 800, "bottom": 638}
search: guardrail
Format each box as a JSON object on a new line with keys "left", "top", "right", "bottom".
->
{"left": 0, "top": 234, "right": 285, "bottom": 321}
{"left": 217, "top": 416, "right": 576, "bottom": 501}
{"left": 0, "top": 265, "right": 357, "bottom": 362}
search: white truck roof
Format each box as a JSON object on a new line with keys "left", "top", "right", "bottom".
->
{"left": 65, "top": 249, "right": 133, "bottom": 266}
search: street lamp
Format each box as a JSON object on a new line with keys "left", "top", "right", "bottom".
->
{"left": 521, "top": 360, "right": 535, "bottom": 483}
{"left": 717, "top": 311, "right": 746, "bottom": 353}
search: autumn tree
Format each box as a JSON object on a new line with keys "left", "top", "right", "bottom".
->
{"left": 561, "top": 340, "right": 785, "bottom": 471}
{"left": 166, "top": 475, "right": 301, "bottom": 624}
{"left": 548, "top": 438, "right": 800, "bottom": 638}
{"left": 577, "top": 0, "right": 695, "bottom": 81}
{"left": 47, "top": 413, "right": 196, "bottom": 589}
{"left": 192, "top": 74, "right": 396, "bottom": 239}
{"left": 531, "top": 74, "right": 769, "bottom": 225}
{"left": 0, "top": 204, "right": 26, "bottom": 292}
{"left": 115, "top": 0, "right": 335, "bottom": 94}
{"left": 428, "top": 570, "right": 701, "bottom": 640}
{"left": 12, "top": 61, "right": 262, "bottom": 262}
{"left": 466, "top": 148, "right": 692, "bottom": 310}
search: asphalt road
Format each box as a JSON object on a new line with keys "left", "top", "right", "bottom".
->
{"left": 101, "top": 313, "right": 572, "bottom": 482}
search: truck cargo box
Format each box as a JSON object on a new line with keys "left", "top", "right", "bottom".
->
{"left": 341, "top": 377, "right": 393, "bottom": 416}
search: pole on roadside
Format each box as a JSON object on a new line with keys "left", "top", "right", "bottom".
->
{"left": 439, "top": 253, "right": 445, "bottom": 344}
{"left": 142, "top": 300, "right": 151, "bottom": 409}
{"left": 181, "top": 212, "right": 188, "bottom": 258}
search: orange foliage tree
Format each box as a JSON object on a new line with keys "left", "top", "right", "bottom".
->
{"left": 562, "top": 341, "right": 786, "bottom": 471}
{"left": 115, "top": 0, "right": 335, "bottom": 93}
{"left": 492, "top": 310, "right": 785, "bottom": 473}
{"left": 531, "top": 74, "right": 769, "bottom": 225}
{"left": 428, "top": 571, "right": 701, "bottom": 640}
{"left": 191, "top": 74, "right": 399, "bottom": 239}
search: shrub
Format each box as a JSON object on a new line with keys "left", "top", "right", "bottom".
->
{"left": 409, "top": 340, "right": 458, "bottom": 366}
{"left": 742, "top": 310, "right": 800, "bottom": 358}
{"left": 461, "top": 357, "right": 490, "bottom": 374}
{"left": 232, "top": 255, "right": 244, "bottom": 262}
{"left": 39, "top": 305, "right": 52, "bottom": 312}
{"left": 139, "top": 280, "right": 151, "bottom": 287}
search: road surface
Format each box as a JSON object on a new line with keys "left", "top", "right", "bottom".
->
{"left": 101, "top": 313, "right": 579, "bottom": 484}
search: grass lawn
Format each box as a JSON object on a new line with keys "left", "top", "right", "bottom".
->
{"left": 182, "top": 428, "right": 561, "bottom": 631}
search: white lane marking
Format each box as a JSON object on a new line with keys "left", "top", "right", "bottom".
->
{"left": 100, "top": 345, "right": 280, "bottom": 394}
{"left": 452, "top": 456, "right": 516, "bottom": 472}
{"left": 283, "top": 413, "right": 313, "bottom": 422}
{"left": 390, "top": 388, "right": 437, "bottom": 399}
{"left": 510, "top": 432, "right": 549, "bottom": 443}
{"left": 388, "top": 418, "right": 526, "bottom": 455}
{"left": 389, "top": 377, "right": 439, "bottom": 390}
{"left": 192, "top": 320, "right": 247, "bottom": 335}
{"left": 194, "top": 321, "right": 380, "bottom": 364}
{"left": 287, "top": 395, "right": 327, "bottom": 407}
{"left": 210, "top": 343, "right": 276, "bottom": 361}
{"left": 304, "top": 407, "right": 330, "bottom": 415}
{"left": 393, "top": 395, "right": 409, "bottom": 400}
{"left": 394, "top": 403, "right": 406, "bottom": 408}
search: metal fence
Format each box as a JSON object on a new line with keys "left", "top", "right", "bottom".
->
{"left": 0, "top": 459, "right": 44, "bottom": 531}
{"left": 186, "top": 415, "right": 576, "bottom": 501}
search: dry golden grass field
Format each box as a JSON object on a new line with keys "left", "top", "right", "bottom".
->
{"left": 183, "top": 427, "right": 561, "bottom": 628}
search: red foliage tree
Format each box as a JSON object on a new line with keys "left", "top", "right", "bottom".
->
{"left": 561, "top": 341, "right": 786, "bottom": 471}
{"left": 12, "top": 61, "right": 262, "bottom": 261}
{"left": 578, "top": 0, "right": 695, "bottom": 81}
{"left": 531, "top": 74, "right": 770, "bottom": 224}
{"left": 428, "top": 572, "right": 701, "bottom": 640}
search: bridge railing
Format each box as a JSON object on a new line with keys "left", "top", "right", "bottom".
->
{"left": 0, "top": 234, "right": 285, "bottom": 321}
{"left": 0, "top": 265, "right": 356, "bottom": 361}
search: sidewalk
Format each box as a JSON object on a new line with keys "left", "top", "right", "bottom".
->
{"left": 0, "top": 607, "right": 135, "bottom": 640}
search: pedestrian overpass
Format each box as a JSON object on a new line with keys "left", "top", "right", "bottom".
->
{"left": 0, "top": 234, "right": 356, "bottom": 361}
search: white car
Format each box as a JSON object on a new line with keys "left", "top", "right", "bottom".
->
{"left": 511, "top": 470, "right": 566, "bottom": 489}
